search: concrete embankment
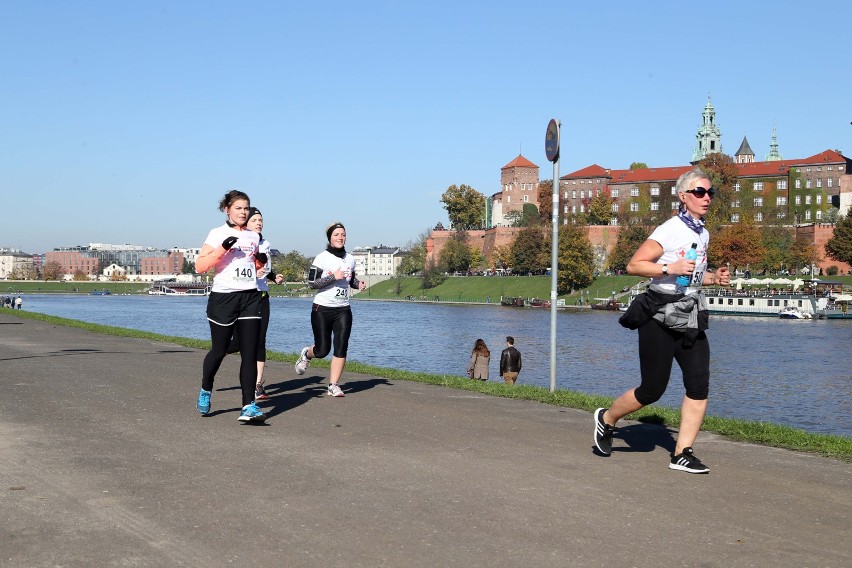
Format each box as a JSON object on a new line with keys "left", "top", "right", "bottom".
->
{"left": 0, "top": 312, "right": 849, "bottom": 567}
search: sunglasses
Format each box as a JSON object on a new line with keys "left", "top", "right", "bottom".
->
{"left": 685, "top": 186, "right": 715, "bottom": 198}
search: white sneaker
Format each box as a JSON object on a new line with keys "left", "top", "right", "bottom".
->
{"left": 327, "top": 383, "right": 345, "bottom": 397}
{"left": 295, "top": 347, "right": 310, "bottom": 375}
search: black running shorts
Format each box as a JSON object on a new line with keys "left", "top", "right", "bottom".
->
{"left": 206, "top": 290, "right": 262, "bottom": 326}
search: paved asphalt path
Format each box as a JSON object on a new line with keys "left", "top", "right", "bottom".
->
{"left": 0, "top": 312, "right": 849, "bottom": 567}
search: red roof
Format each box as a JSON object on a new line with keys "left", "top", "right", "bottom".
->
{"left": 563, "top": 164, "right": 611, "bottom": 179}
{"left": 792, "top": 149, "right": 846, "bottom": 165}
{"left": 502, "top": 154, "right": 539, "bottom": 170}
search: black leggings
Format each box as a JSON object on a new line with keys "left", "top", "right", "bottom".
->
{"left": 202, "top": 318, "right": 260, "bottom": 406}
{"left": 228, "top": 293, "right": 270, "bottom": 362}
{"left": 310, "top": 304, "right": 353, "bottom": 359}
{"left": 634, "top": 319, "right": 710, "bottom": 405}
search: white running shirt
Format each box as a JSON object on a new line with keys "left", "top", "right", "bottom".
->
{"left": 203, "top": 224, "right": 261, "bottom": 293}
{"left": 310, "top": 250, "right": 357, "bottom": 307}
{"left": 648, "top": 216, "right": 710, "bottom": 293}
{"left": 256, "top": 239, "right": 272, "bottom": 293}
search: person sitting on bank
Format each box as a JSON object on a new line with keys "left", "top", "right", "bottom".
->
{"left": 499, "top": 336, "right": 522, "bottom": 385}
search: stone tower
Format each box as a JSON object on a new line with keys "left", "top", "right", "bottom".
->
{"left": 691, "top": 96, "right": 722, "bottom": 163}
{"left": 735, "top": 136, "right": 755, "bottom": 164}
{"left": 498, "top": 154, "right": 539, "bottom": 221}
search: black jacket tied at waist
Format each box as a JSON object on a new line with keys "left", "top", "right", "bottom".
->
{"left": 618, "top": 285, "right": 709, "bottom": 348}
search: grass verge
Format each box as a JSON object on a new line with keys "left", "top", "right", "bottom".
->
{"left": 6, "top": 309, "right": 850, "bottom": 461}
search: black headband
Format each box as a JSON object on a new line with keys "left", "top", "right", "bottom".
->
{"left": 326, "top": 223, "right": 345, "bottom": 241}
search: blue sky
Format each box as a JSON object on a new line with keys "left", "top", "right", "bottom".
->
{"left": 3, "top": 1, "right": 851, "bottom": 256}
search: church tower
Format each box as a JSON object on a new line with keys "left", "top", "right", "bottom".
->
{"left": 691, "top": 96, "right": 722, "bottom": 163}
{"left": 735, "top": 136, "right": 755, "bottom": 164}
{"left": 766, "top": 126, "right": 783, "bottom": 161}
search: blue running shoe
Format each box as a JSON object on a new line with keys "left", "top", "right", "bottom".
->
{"left": 197, "top": 388, "right": 212, "bottom": 415}
{"left": 238, "top": 402, "right": 267, "bottom": 423}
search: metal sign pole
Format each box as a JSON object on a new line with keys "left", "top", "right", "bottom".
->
{"left": 545, "top": 119, "right": 561, "bottom": 393}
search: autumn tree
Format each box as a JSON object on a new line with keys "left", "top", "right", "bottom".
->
{"left": 42, "top": 261, "right": 62, "bottom": 280}
{"left": 825, "top": 213, "right": 852, "bottom": 265}
{"left": 607, "top": 225, "right": 651, "bottom": 272}
{"left": 708, "top": 222, "right": 765, "bottom": 271}
{"left": 398, "top": 232, "right": 428, "bottom": 276}
{"left": 787, "top": 235, "right": 819, "bottom": 272}
{"left": 274, "top": 250, "right": 311, "bottom": 282}
{"left": 511, "top": 225, "right": 549, "bottom": 274}
{"left": 439, "top": 230, "right": 473, "bottom": 273}
{"left": 557, "top": 223, "right": 595, "bottom": 293}
{"left": 629, "top": 162, "right": 648, "bottom": 170}
{"left": 586, "top": 190, "right": 613, "bottom": 226}
{"left": 756, "top": 225, "right": 794, "bottom": 274}
{"left": 537, "top": 179, "right": 553, "bottom": 223}
{"left": 440, "top": 184, "right": 485, "bottom": 230}
{"left": 698, "top": 153, "right": 739, "bottom": 231}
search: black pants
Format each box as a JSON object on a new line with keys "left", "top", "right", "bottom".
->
{"left": 635, "top": 319, "right": 710, "bottom": 405}
{"left": 228, "top": 292, "right": 270, "bottom": 362}
{"left": 310, "top": 304, "right": 353, "bottom": 358}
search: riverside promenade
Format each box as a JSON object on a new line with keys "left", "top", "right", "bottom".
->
{"left": 1, "top": 312, "right": 849, "bottom": 567}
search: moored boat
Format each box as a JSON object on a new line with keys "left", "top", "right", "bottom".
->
{"left": 778, "top": 306, "right": 812, "bottom": 319}
{"left": 148, "top": 281, "right": 211, "bottom": 296}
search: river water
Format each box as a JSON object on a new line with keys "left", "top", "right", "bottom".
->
{"left": 18, "top": 294, "right": 852, "bottom": 436}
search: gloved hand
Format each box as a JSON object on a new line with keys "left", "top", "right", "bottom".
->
{"left": 222, "top": 236, "right": 238, "bottom": 250}
{"left": 255, "top": 252, "right": 268, "bottom": 265}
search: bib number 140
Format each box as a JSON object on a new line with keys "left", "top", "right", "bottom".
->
{"left": 234, "top": 267, "right": 254, "bottom": 280}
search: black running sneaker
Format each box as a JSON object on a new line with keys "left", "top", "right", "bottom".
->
{"left": 669, "top": 447, "right": 710, "bottom": 473}
{"left": 593, "top": 408, "right": 615, "bottom": 455}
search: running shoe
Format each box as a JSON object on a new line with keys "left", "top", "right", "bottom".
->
{"left": 327, "top": 383, "right": 345, "bottom": 397}
{"left": 295, "top": 347, "right": 310, "bottom": 375}
{"left": 238, "top": 402, "right": 267, "bottom": 423}
{"left": 197, "top": 388, "right": 212, "bottom": 415}
{"left": 669, "top": 447, "right": 710, "bottom": 474}
{"left": 593, "top": 407, "right": 615, "bottom": 455}
{"left": 255, "top": 384, "right": 268, "bottom": 401}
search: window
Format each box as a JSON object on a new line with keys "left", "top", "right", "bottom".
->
{"left": 805, "top": 195, "right": 811, "bottom": 205}
{"left": 828, "top": 166, "right": 833, "bottom": 171}
{"left": 507, "top": 196, "right": 511, "bottom": 203}
{"left": 777, "top": 179, "right": 787, "bottom": 190}
{"left": 630, "top": 202, "right": 639, "bottom": 212}
{"left": 776, "top": 196, "right": 787, "bottom": 206}
{"left": 650, "top": 186, "right": 659, "bottom": 196}
{"left": 580, "top": 204, "right": 585, "bottom": 213}
{"left": 671, "top": 187, "right": 678, "bottom": 195}
{"left": 806, "top": 167, "right": 811, "bottom": 172}
{"left": 805, "top": 210, "right": 811, "bottom": 221}
{"left": 816, "top": 178, "right": 822, "bottom": 188}
{"left": 611, "top": 189, "right": 619, "bottom": 198}
{"left": 563, "top": 205, "right": 568, "bottom": 214}
{"left": 777, "top": 211, "right": 786, "bottom": 219}
{"left": 611, "top": 203, "right": 619, "bottom": 212}
{"left": 816, "top": 167, "right": 822, "bottom": 172}
{"left": 630, "top": 187, "right": 639, "bottom": 197}
{"left": 827, "top": 178, "right": 833, "bottom": 188}
{"left": 731, "top": 213, "right": 740, "bottom": 222}
{"left": 609, "top": 218, "right": 618, "bottom": 226}
{"left": 755, "top": 212, "right": 763, "bottom": 222}
{"left": 754, "top": 181, "right": 763, "bottom": 191}
{"left": 806, "top": 179, "right": 812, "bottom": 189}
{"left": 795, "top": 195, "right": 801, "bottom": 205}
{"left": 816, "top": 194, "right": 822, "bottom": 205}
{"left": 734, "top": 181, "right": 741, "bottom": 192}
{"left": 580, "top": 190, "right": 585, "bottom": 199}
{"left": 754, "top": 197, "right": 763, "bottom": 207}
{"left": 795, "top": 179, "right": 801, "bottom": 189}
{"left": 572, "top": 205, "right": 577, "bottom": 214}
{"left": 523, "top": 195, "right": 529, "bottom": 203}
{"left": 732, "top": 199, "right": 740, "bottom": 208}
{"left": 816, "top": 210, "right": 823, "bottom": 220}
{"left": 572, "top": 190, "right": 576, "bottom": 198}
{"left": 596, "top": 189, "right": 602, "bottom": 197}
{"left": 671, "top": 201, "right": 679, "bottom": 210}
{"left": 651, "top": 202, "right": 659, "bottom": 211}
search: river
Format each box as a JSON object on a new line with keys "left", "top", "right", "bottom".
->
{"left": 17, "top": 294, "right": 852, "bottom": 436}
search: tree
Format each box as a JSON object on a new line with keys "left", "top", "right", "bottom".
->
{"left": 439, "top": 230, "right": 473, "bottom": 273}
{"left": 557, "top": 223, "right": 595, "bottom": 293}
{"left": 537, "top": 179, "right": 553, "bottom": 223}
{"left": 73, "top": 270, "right": 89, "bottom": 281}
{"left": 520, "top": 203, "right": 540, "bottom": 227}
{"left": 825, "top": 213, "right": 852, "bottom": 265}
{"left": 787, "top": 235, "right": 819, "bottom": 272}
{"left": 421, "top": 258, "right": 446, "bottom": 289}
{"left": 43, "top": 261, "right": 62, "bottom": 280}
{"left": 511, "top": 225, "right": 549, "bottom": 274}
{"left": 708, "top": 222, "right": 765, "bottom": 270}
{"left": 756, "top": 225, "right": 794, "bottom": 274}
{"left": 274, "top": 250, "right": 311, "bottom": 282}
{"left": 698, "top": 153, "right": 739, "bottom": 231}
{"left": 607, "top": 225, "right": 651, "bottom": 272}
{"left": 492, "top": 244, "right": 512, "bottom": 270}
{"left": 504, "top": 210, "right": 523, "bottom": 227}
{"left": 586, "top": 190, "right": 613, "bottom": 226}
{"left": 182, "top": 258, "right": 195, "bottom": 274}
{"left": 629, "top": 162, "right": 648, "bottom": 170}
{"left": 440, "top": 184, "right": 485, "bottom": 230}
{"left": 398, "top": 232, "right": 429, "bottom": 276}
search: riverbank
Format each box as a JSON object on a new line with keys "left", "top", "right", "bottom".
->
{"left": 4, "top": 308, "right": 849, "bottom": 460}
{"left": 1, "top": 309, "right": 850, "bottom": 567}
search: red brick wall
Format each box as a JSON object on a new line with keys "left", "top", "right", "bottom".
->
{"left": 796, "top": 224, "right": 851, "bottom": 275}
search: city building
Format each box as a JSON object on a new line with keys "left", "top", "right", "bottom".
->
{"left": 0, "top": 249, "right": 36, "bottom": 279}
{"left": 490, "top": 155, "right": 540, "bottom": 227}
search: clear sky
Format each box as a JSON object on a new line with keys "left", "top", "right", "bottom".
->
{"left": 3, "top": 1, "right": 851, "bottom": 256}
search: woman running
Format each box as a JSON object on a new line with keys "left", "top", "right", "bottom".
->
{"left": 244, "top": 207, "right": 283, "bottom": 400}
{"left": 294, "top": 222, "right": 366, "bottom": 397}
{"left": 195, "top": 190, "right": 268, "bottom": 423}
